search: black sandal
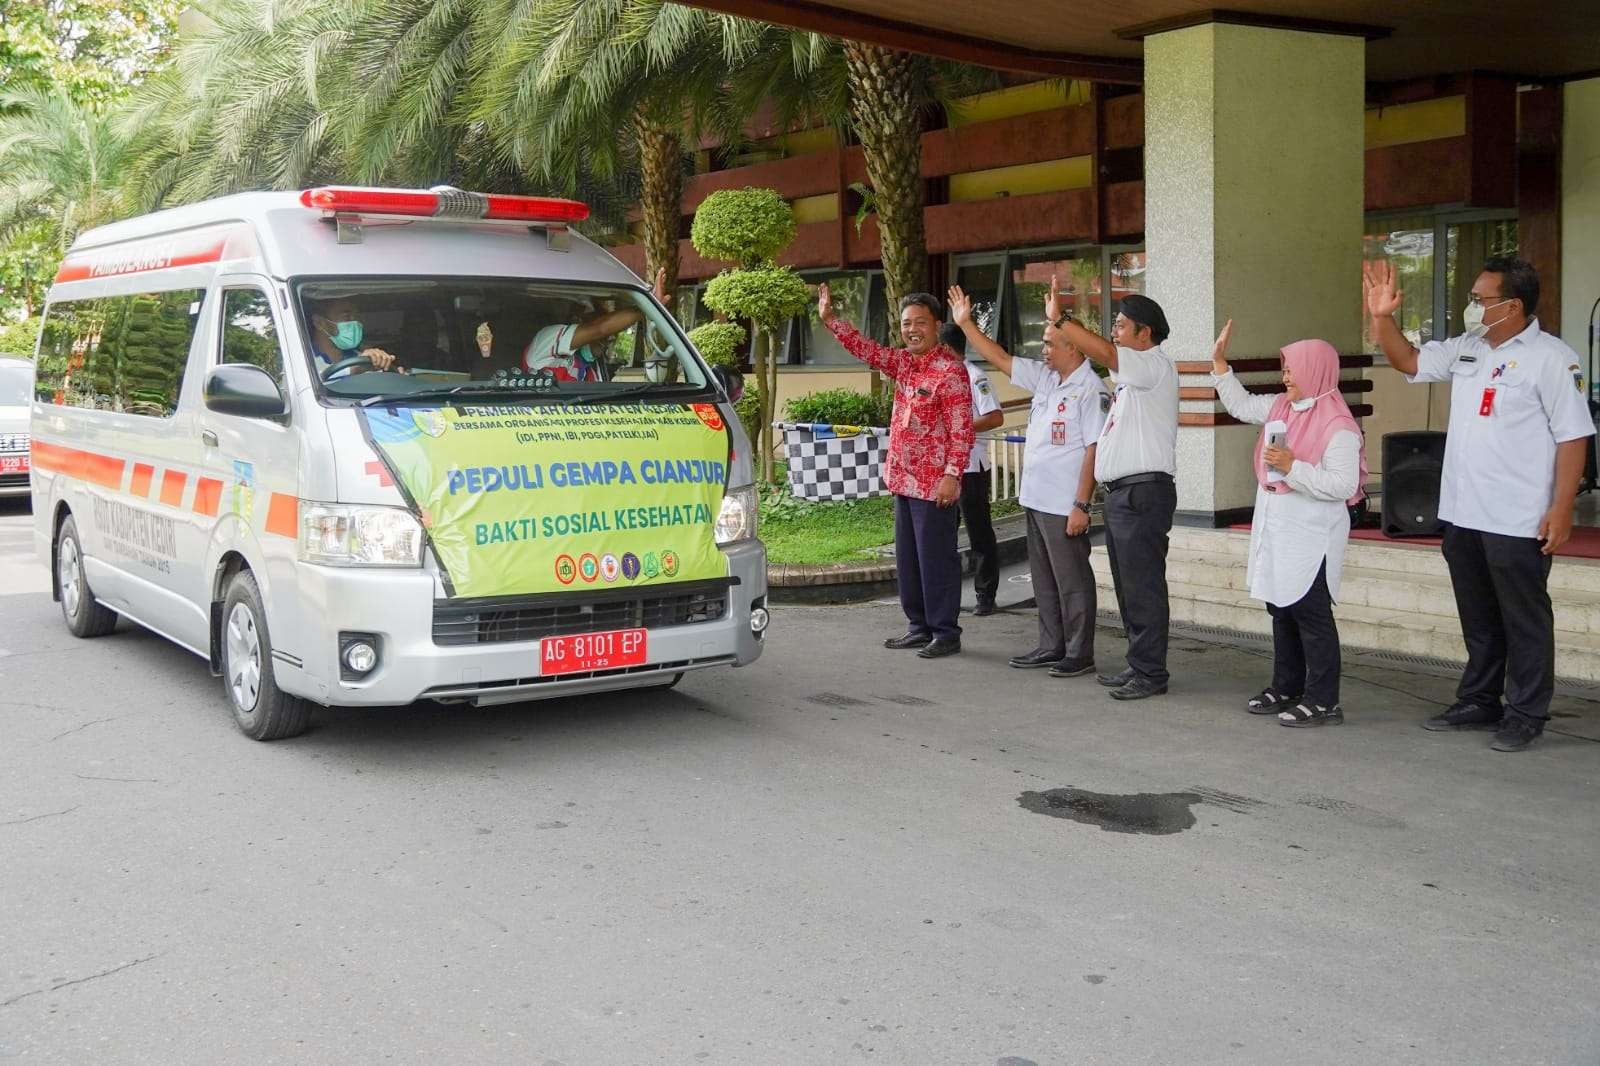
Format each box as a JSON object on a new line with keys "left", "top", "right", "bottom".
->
{"left": 1278, "top": 703, "right": 1344, "bottom": 728}
{"left": 1247, "top": 688, "right": 1300, "bottom": 715}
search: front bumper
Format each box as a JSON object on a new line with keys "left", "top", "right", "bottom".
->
{"left": 272, "top": 538, "right": 767, "bottom": 707}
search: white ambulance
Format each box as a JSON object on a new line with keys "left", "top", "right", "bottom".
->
{"left": 31, "top": 186, "right": 767, "bottom": 740}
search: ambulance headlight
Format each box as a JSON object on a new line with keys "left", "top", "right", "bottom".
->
{"left": 715, "top": 485, "right": 757, "bottom": 545}
{"left": 299, "top": 503, "right": 424, "bottom": 567}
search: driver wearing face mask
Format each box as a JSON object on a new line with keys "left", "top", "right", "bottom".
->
{"left": 308, "top": 297, "right": 399, "bottom": 376}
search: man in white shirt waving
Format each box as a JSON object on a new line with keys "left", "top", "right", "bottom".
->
{"left": 1365, "top": 257, "right": 1595, "bottom": 751}
{"left": 1048, "top": 280, "right": 1180, "bottom": 701}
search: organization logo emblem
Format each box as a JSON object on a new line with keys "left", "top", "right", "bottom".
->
{"left": 642, "top": 552, "right": 660, "bottom": 579}
{"left": 660, "top": 550, "right": 680, "bottom": 578}
{"left": 554, "top": 554, "right": 578, "bottom": 585}
{"left": 411, "top": 408, "right": 449, "bottom": 438}
{"left": 578, "top": 553, "right": 600, "bottom": 582}
{"left": 621, "top": 552, "right": 641, "bottom": 580}
{"left": 690, "top": 403, "right": 725, "bottom": 432}
{"left": 600, "top": 553, "right": 620, "bottom": 582}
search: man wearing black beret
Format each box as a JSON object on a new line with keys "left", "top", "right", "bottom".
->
{"left": 1047, "top": 282, "right": 1180, "bottom": 700}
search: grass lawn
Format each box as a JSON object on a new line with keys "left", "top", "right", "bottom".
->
{"left": 758, "top": 485, "right": 1020, "bottom": 565}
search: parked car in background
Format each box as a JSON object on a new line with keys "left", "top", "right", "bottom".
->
{"left": 0, "top": 355, "right": 32, "bottom": 498}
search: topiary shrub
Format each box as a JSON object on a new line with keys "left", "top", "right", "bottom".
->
{"left": 687, "top": 320, "right": 747, "bottom": 370}
{"left": 689, "top": 188, "right": 797, "bottom": 268}
{"left": 734, "top": 384, "right": 764, "bottom": 447}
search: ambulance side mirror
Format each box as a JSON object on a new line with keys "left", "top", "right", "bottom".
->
{"left": 204, "top": 364, "right": 288, "bottom": 419}
{"left": 713, "top": 367, "right": 744, "bottom": 403}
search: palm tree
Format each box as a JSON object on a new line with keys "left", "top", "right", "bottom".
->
{"left": 0, "top": 84, "right": 132, "bottom": 255}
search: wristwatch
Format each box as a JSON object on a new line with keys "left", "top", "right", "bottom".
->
{"left": 1073, "top": 500, "right": 1092, "bottom": 514}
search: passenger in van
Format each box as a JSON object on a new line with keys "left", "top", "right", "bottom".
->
{"left": 521, "top": 267, "right": 672, "bottom": 382}
{"left": 308, "top": 296, "right": 400, "bottom": 376}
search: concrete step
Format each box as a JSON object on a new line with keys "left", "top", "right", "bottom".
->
{"left": 1167, "top": 525, "right": 1600, "bottom": 595}
{"left": 1087, "top": 564, "right": 1600, "bottom": 683}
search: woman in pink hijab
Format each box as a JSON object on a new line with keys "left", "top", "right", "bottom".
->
{"left": 1212, "top": 322, "right": 1368, "bottom": 727}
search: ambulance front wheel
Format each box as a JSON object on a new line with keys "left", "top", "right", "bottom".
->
{"left": 56, "top": 514, "right": 119, "bottom": 638}
{"left": 221, "top": 570, "right": 312, "bottom": 741}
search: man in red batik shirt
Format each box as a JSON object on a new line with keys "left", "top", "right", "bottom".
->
{"left": 819, "top": 285, "right": 975, "bottom": 658}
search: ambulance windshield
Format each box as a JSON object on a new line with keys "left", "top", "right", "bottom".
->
{"left": 294, "top": 278, "right": 712, "bottom": 402}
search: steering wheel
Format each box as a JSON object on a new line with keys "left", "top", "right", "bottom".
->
{"left": 642, "top": 324, "right": 675, "bottom": 383}
{"left": 320, "top": 353, "right": 375, "bottom": 381}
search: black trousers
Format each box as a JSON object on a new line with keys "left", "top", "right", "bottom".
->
{"left": 1102, "top": 478, "right": 1176, "bottom": 684}
{"left": 959, "top": 469, "right": 999, "bottom": 604}
{"left": 894, "top": 493, "right": 963, "bottom": 642}
{"left": 1441, "top": 525, "right": 1555, "bottom": 723}
{"left": 1266, "top": 562, "right": 1342, "bottom": 708}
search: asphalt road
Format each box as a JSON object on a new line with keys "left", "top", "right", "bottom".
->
{"left": 2, "top": 498, "right": 1597, "bottom": 1065}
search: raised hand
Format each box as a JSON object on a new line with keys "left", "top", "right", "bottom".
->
{"left": 1363, "top": 260, "right": 1402, "bottom": 319}
{"left": 947, "top": 285, "right": 972, "bottom": 327}
{"left": 653, "top": 266, "right": 672, "bottom": 305}
{"left": 817, "top": 281, "right": 834, "bottom": 322}
{"left": 1211, "top": 318, "right": 1234, "bottom": 375}
{"left": 1045, "top": 273, "right": 1062, "bottom": 323}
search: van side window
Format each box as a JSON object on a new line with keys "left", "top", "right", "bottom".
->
{"left": 220, "top": 289, "right": 285, "bottom": 386}
{"left": 37, "top": 289, "right": 205, "bottom": 417}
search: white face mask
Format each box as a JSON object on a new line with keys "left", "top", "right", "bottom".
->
{"left": 1289, "top": 388, "right": 1335, "bottom": 413}
{"left": 1463, "top": 297, "right": 1511, "bottom": 339}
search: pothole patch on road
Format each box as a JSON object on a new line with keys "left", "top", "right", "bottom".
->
{"left": 1017, "top": 786, "right": 1203, "bottom": 835}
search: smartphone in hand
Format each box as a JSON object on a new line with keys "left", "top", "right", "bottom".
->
{"left": 1264, "top": 419, "right": 1288, "bottom": 483}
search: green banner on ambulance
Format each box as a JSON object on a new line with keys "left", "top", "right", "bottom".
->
{"left": 362, "top": 402, "right": 731, "bottom": 598}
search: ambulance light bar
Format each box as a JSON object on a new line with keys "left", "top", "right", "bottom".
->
{"left": 299, "top": 186, "right": 590, "bottom": 224}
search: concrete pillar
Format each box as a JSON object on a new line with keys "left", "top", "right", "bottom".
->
{"left": 1142, "top": 22, "right": 1366, "bottom": 520}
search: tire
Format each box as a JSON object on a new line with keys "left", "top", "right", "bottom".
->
{"left": 56, "top": 515, "right": 118, "bottom": 638}
{"left": 221, "top": 570, "right": 312, "bottom": 741}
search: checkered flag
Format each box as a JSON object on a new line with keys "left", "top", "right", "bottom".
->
{"left": 777, "top": 423, "right": 890, "bottom": 502}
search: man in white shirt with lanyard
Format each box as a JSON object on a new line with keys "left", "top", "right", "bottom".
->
{"left": 1365, "top": 257, "right": 1595, "bottom": 751}
{"left": 939, "top": 323, "right": 1005, "bottom": 615}
{"left": 1048, "top": 282, "right": 1180, "bottom": 701}
{"left": 950, "top": 286, "right": 1109, "bottom": 676}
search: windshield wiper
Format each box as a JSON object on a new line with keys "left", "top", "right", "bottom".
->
{"left": 561, "top": 381, "right": 710, "bottom": 404}
{"left": 357, "top": 383, "right": 557, "bottom": 407}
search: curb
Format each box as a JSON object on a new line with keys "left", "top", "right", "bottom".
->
{"left": 767, "top": 512, "right": 1030, "bottom": 605}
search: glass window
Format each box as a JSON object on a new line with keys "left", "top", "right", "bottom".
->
{"left": 38, "top": 290, "right": 204, "bottom": 417}
{"left": 293, "top": 278, "right": 711, "bottom": 404}
{"left": 1108, "top": 249, "right": 1146, "bottom": 308}
{"left": 0, "top": 362, "right": 30, "bottom": 406}
{"left": 220, "top": 289, "right": 286, "bottom": 386}
{"left": 1009, "top": 250, "right": 1102, "bottom": 363}
{"left": 1363, "top": 215, "right": 1436, "bottom": 349}
{"left": 786, "top": 270, "right": 872, "bottom": 366}
{"left": 952, "top": 258, "right": 1004, "bottom": 339}
{"left": 1445, "top": 218, "right": 1517, "bottom": 337}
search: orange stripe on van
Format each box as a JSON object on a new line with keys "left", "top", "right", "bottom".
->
{"left": 159, "top": 469, "right": 187, "bottom": 508}
{"left": 130, "top": 463, "right": 155, "bottom": 498}
{"left": 264, "top": 493, "right": 299, "bottom": 538}
{"left": 193, "top": 477, "right": 223, "bottom": 516}
{"left": 29, "top": 442, "right": 124, "bottom": 489}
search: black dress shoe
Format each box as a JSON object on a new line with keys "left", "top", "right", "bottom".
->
{"left": 1096, "top": 667, "right": 1135, "bottom": 688}
{"left": 884, "top": 632, "right": 932, "bottom": 650}
{"left": 917, "top": 638, "right": 962, "bottom": 659}
{"left": 1109, "top": 676, "right": 1168, "bottom": 701}
{"left": 972, "top": 601, "right": 997, "bottom": 617}
{"left": 1008, "top": 649, "right": 1063, "bottom": 669}
{"left": 1048, "top": 658, "right": 1096, "bottom": 678}
{"left": 1422, "top": 702, "right": 1502, "bottom": 732}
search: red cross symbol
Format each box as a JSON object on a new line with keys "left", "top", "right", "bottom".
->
{"left": 364, "top": 460, "right": 394, "bottom": 487}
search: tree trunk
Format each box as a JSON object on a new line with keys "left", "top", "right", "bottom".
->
{"left": 842, "top": 42, "right": 928, "bottom": 328}
{"left": 633, "top": 114, "right": 683, "bottom": 294}
{"left": 763, "top": 327, "right": 780, "bottom": 483}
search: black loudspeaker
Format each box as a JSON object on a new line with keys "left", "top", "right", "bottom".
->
{"left": 1382, "top": 431, "right": 1447, "bottom": 537}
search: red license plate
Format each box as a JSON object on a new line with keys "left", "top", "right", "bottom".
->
{"left": 540, "top": 628, "right": 648, "bottom": 676}
{"left": 0, "top": 455, "right": 27, "bottom": 474}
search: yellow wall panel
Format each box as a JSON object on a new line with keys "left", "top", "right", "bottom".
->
{"left": 1364, "top": 95, "right": 1466, "bottom": 149}
{"left": 949, "top": 156, "right": 1093, "bottom": 202}
{"left": 791, "top": 193, "right": 840, "bottom": 224}
{"left": 949, "top": 80, "right": 1092, "bottom": 127}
